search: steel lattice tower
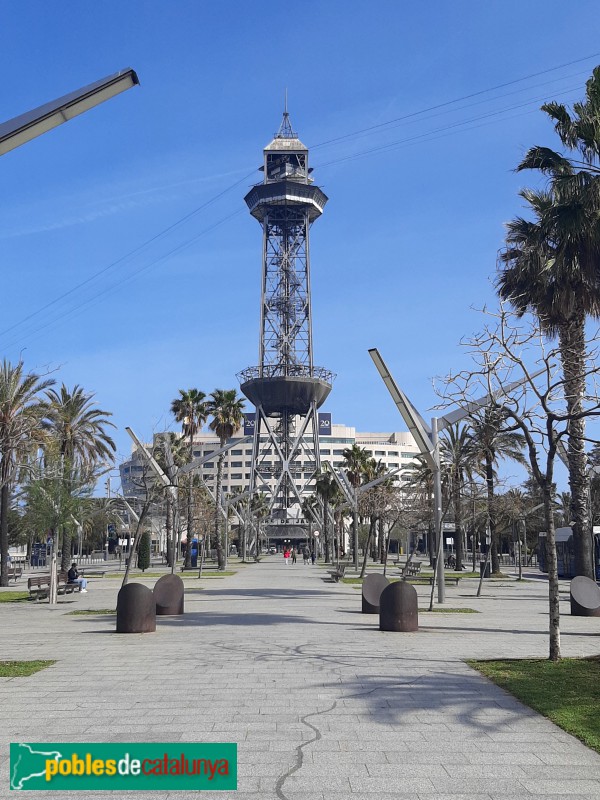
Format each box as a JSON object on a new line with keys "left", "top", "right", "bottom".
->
{"left": 238, "top": 110, "right": 333, "bottom": 535}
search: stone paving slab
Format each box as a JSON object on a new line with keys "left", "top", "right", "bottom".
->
{"left": 2, "top": 562, "right": 600, "bottom": 798}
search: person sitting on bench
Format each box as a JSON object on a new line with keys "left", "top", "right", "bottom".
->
{"left": 67, "top": 563, "right": 88, "bottom": 593}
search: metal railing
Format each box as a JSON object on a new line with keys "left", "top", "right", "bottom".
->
{"left": 238, "top": 364, "right": 334, "bottom": 383}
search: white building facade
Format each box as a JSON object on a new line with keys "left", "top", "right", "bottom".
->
{"left": 119, "top": 423, "right": 420, "bottom": 502}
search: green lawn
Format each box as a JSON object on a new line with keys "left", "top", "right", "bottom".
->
{"left": 342, "top": 571, "right": 478, "bottom": 585}
{"left": 65, "top": 609, "right": 115, "bottom": 615}
{"left": 0, "top": 660, "right": 55, "bottom": 677}
{"left": 0, "top": 591, "right": 30, "bottom": 603}
{"left": 470, "top": 658, "right": 600, "bottom": 753}
{"left": 104, "top": 570, "right": 237, "bottom": 579}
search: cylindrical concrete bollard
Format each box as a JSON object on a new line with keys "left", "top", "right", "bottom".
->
{"left": 116, "top": 583, "right": 156, "bottom": 633}
{"left": 379, "top": 581, "right": 418, "bottom": 632}
{"left": 153, "top": 573, "right": 185, "bottom": 616}
{"left": 570, "top": 576, "right": 600, "bottom": 617}
{"left": 362, "top": 573, "right": 390, "bottom": 614}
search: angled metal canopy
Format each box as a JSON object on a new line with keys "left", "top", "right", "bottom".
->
{"left": 0, "top": 69, "right": 139, "bottom": 156}
{"left": 368, "top": 347, "right": 541, "bottom": 604}
{"left": 368, "top": 348, "right": 435, "bottom": 469}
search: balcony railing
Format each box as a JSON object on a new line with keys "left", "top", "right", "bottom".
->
{"left": 238, "top": 364, "right": 334, "bottom": 383}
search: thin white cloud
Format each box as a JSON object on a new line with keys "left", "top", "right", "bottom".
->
{"left": 0, "top": 165, "right": 251, "bottom": 239}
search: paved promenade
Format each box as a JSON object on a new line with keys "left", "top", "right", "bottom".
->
{"left": 2, "top": 560, "right": 600, "bottom": 799}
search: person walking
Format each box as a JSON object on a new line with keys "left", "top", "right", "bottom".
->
{"left": 310, "top": 550, "right": 316, "bottom": 565}
{"left": 283, "top": 548, "right": 290, "bottom": 565}
{"left": 302, "top": 546, "right": 310, "bottom": 565}
{"left": 291, "top": 548, "right": 297, "bottom": 564}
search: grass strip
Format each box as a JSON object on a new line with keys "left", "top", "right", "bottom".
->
{"left": 104, "top": 570, "right": 237, "bottom": 579}
{"left": 0, "top": 660, "right": 56, "bottom": 677}
{"left": 469, "top": 657, "right": 600, "bottom": 754}
{"left": 0, "top": 591, "right": 30, "bottom": 603}
{"left": 65, "top": 609, "right": 115, "bottom": 615}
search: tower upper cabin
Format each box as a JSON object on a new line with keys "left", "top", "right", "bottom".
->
{"left": 245, "top": 110, "right": 327, "bottom": 223}
{"left": 262, "top": 110, "right": 312, "bottom": 185}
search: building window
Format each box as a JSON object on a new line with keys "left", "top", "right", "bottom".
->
{"left": 245, "top": 461, "right": 252, "bottom": 467}
{"left": 204, "top": 462, "right": 214, "bottom": 469}
{"left": 390, "top": 463, "right": 399, "bottom": 468}
{"left": 402, "top": 452, "right": 415, "bottom": 458}
{"left": 320, "top": 449, "right": 331, "bottom": 455}
{"left": 389, "top": 451, "right": 399, "bottom": 457}
{"left": 231, "top": 449, "right": 243, "bottom": 455}
{"left": 231, "top": 461, "right": 242, "bottom": 467}
{"left": 333, "top": 449, "right": 344, "bottom": 455}
{"left": 231, "top": 473, "right": 243, "bottom": 479}
{"left": 375, "top": 450, "right": 386, "bottom": 456}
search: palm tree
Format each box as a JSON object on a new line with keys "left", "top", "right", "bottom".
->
{"left": 440, "top": 424, "right": 478, "bottom": 571}
{"left": 358, "top": 458, "right": 389, "bottom": 577}
{"left": 341, "top": 444, "right": 370, "bottom": 568}
{"left": 315, "top": 467, "right": 340, "bottom": 563}
{"left": 207, "top": 389, "right": 245, "bottom": 569}
{"left": 0, "top": 360, "right": 53, "bottom": 586}
{"left": 469, "top": 408, "right": 526, "bottom": 574}
{"left": 171, "top": 389, "right": 208, "bottom": 568}
{"left": 44, "top": 384, "right": 115, "bottom": 570}
{"left": 404, "top": 453, "right": 436, "bottom": 565}
{"left": 497, "top": 67, "right": 600, "bottom": 579}
{"left": 154, "top": 432, "right": 188, "bottom": 566}
{"left": 555, "top": 491, "right": 572, "bottom": 528}
{"left": 301, "top": 492, "right": 320, "bottom": 558}
{"left": 250, "top": 491, "right": 269, "bottom": 558}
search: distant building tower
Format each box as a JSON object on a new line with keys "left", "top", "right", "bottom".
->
{"left": 238, "top": 109, "right": 333, "bottom": 538}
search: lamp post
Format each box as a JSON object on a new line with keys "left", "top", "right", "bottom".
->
{"left": 0, "top": 69, "right": 139, "bottom": 156}
{"left": 368, "top": 348, "right": 540, "bottom": 604}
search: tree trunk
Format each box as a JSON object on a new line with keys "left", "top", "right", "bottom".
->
{"left": 543, "top": 482, "right": 561, "bottom": 661}
{"left": 165, "top": 497, "right": 173, "bottom": 566}
{"left": 122, "top": 504, "right": 150, "bottom": 588}
{"left": 214, "top": 448, "right": 225, "bottom": 570}
{"left": 184, "top": 430, "right": 194, "bottom": 569}
{"left": 359, "top": 516, "right": 377, "bottom": 578}
{"left": 323, "top": 499, "right": 330, "bottom": 563}
{"left": 60, "top": 525, "right": 71, "bottom": 572}
{"left": 559, "top": 317, "right": 593, "bottom": 580}
{"left": 428, "top": 519, "right": 434, "bottom": 566}
{"left": 453, "top": 475, "right": 464, "bottom": 570}
{"left": 0, "top": 482, "right": 9, "bottom": 587}
{"left": 353, "top": 510, "right": 359, "bottom": 572}
{"left": 486, "top": 455, "right": 499, "bottom": 575}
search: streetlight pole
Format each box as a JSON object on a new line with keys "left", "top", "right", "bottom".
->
{"left": 368, "top": 348, "right": 540, "bottom": 604}
{"left": 0, "top": 69, "right": 139, "bottom": 156}
{"left": 431, "top": 417, "right": 445, "bottom": 602}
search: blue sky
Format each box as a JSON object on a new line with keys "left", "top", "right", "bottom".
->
{"left": 2, "top": 1, "right": 599, "bottom": 488}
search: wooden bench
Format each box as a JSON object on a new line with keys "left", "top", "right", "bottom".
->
{"left": 8, "top": 566, "right": 23, "bottom": 583}
{"left": 400, "top": 561, "right": 422, "bottom": 579}
{"left": 79, "top": 569, "right": 106, "bottom": 578}
{"left": 28, "top": 572, "right": 81, "bottom": 601}
{"left": 327, "top": 564, "right": 347, "bottom": 582}
{"left": 426, "top": 576, "right": 461, "bottom": 586}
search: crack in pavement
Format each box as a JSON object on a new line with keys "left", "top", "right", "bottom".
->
{"left": 275, "top": 676, "right": 425, "bottom": 800}
{"left": 274, "top": 699, "right": 337, "bottom": 800}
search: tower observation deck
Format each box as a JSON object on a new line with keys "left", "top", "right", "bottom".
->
{"left": 238, "top": 110, "right": 333, "bottom": 531}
